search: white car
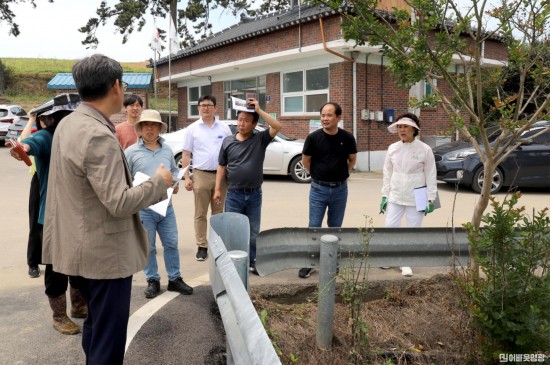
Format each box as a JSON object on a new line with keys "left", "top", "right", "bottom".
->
{"left": 162, "top": 120, "right": 311, "bottom": 183}
{"left": 0, "top": 105, "right": 27, "bottom": 143}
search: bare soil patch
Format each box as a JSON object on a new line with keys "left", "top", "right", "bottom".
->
{"left": 251, "top": 274, "right": 480, "bottom": 365}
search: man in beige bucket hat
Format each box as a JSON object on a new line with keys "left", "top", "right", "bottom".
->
{"left": 126, "top": 109, "right": 194, "bottom": 298}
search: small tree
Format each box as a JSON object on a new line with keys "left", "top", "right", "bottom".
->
{"left": 311, "top": 0, "right": 550, "bottom": 268}
{"left": 0, "top": 59, "right": 6, "bottom": 95}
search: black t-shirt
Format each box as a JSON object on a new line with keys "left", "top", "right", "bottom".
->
{"left": 302, "top": 128, "right": 357, "bottom": 182}
{"left": 218, "top": 128, "right": 273, "bottom": 189}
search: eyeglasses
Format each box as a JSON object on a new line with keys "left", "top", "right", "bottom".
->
{"left": 198, "top": 104, "right": 215, "bottom": 109}
{"left": 121, "top": 81, "right": 129, "bottom": 92}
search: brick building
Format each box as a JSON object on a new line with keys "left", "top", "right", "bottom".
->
{"left": 152, "top": 3, "right": 507, "bottom": 170}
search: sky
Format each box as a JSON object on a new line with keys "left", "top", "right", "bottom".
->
{"left": 0, "top": 0, "right": 238, "bottom": 62}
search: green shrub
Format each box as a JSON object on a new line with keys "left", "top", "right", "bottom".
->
{"left": 461, "top": 192, "right": 549, "bottom": 361}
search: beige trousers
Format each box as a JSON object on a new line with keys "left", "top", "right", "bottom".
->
{"left": 192, "top": 170, "right": 227, "bottom": 247}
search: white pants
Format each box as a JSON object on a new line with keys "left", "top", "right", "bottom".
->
{"left": 385, "top": 202, "right": 424, "bottom": 228}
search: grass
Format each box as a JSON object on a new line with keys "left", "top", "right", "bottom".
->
{"left": 1, "top": 58, "right": 176, "bottom": 112}
{"left": 1, "top": 58, "right": 149, "bottom": 74}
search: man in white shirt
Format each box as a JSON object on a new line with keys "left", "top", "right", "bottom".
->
{"left": 181, "top": 95, "right": 232, "bottom": 261}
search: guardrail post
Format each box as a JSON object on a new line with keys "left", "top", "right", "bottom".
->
{"left": 227, "top": 249, "right": 249, "bottom": 365}
{"left": 316, "top": 234, "right": 338, "bottom": 349}
{"left": 229, "top": 250, "right": 249, "bottom": 292}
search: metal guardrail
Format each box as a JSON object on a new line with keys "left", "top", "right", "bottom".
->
{"left": 209, "top": 213, "right": 281, "bottom": 365}
{"left": 255, "top": 226, "right": 470, "bottom": 349}
{"left": 209, "top": 218, "right": 470, "bottom": 355}
{"left": 255, "top": 227, "right": 470, "bottom": 276}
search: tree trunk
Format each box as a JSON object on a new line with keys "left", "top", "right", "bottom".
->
{"left": 469, "top": 162, "right": 494, "bottom": 278}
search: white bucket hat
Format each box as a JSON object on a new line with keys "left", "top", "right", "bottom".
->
{"left": 387, "top": 117, "right": 421, "bottom": 134}
{"left": 135, "top": 109, "right": 167, "bottom": 133}
{"left": 39, "top": 103, "right": 80, "bottom": 126}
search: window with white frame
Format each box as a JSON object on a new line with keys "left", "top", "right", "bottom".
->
{"left": 282, "top": 67, "right": 328, "bottom": 115}
{"left": 188, "top": 84, "right": 213, "bottom": 117}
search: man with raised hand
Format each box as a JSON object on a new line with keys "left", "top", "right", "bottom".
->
{"left": 214, "top": 98, "right": 282, "bottom": 275}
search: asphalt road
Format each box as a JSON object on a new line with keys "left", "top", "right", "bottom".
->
{"left": 0, "top": 146, "right": 548, "bottom": 364}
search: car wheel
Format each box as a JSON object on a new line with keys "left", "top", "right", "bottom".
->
{"left": 175, "top": 153, "right": 183, "bottom": 168}
{"left": 471, "top": 166, "right": 503, "bottom": 193}
{"left": 289, "top": 156, "right": 311, "bottom": 183}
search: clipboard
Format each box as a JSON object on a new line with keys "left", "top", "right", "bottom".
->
{"left": 414, "top": 186, "right": 441, "bottom": 212}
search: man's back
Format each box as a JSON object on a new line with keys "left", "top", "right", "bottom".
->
{"left": 43, "top": 104, "right": 166, "bottom": 279}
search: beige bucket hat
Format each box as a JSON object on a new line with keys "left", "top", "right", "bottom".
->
{"left": 135, "top": 109, "right": 167, "bottom": 133}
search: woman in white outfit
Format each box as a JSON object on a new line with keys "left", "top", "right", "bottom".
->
{"left": 380, "top": 113, "right": 437, "bottom": 277}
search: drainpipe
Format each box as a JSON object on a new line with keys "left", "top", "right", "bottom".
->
{"left": 352, "top": 53, "right": 357, "bottom": 141}
{"left": 319, "top": 18, "right": 356, "bottom": 140}
{"left": 365, "top": 53, "right": 371, "bottom": 171}
{"left": 319, "top": 18, "right": 354, "bottom": 62}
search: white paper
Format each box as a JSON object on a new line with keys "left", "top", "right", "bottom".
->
{"left": 414, "top": 186, "right": 429, "bottom": 212}
{"left": 231, "top": 96, "right": 255, "bottom": 112}
{"left": 177, "top": 164, "right": 190, "bottom": 180}
{"left": 148, "top": 187, "right": 173, "bottom": 217}
{"left": 132, "top": 171, "right": 173, "bottom": 217}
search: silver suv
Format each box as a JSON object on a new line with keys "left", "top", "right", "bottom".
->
{"left": 0, "top": 105, "right": 27, "bottom": 143}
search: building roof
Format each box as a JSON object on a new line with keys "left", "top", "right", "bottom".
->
{"left": 154, "top": 4, "right": 342, "bottom": 66}
{"left": 152, "top": 3, "right": 505, "bottom": 67}
{"left": 47, "top": 73, "right": 152, "bottom": 89}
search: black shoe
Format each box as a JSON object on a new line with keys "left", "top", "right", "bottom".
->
{"left": 168, "top": 277, "right": 193, "bottom": 295}
{"left": 144, "top": 280, "right": 160, "bottom": 299}
{"left": 249, "top": 264, "right": 259, "bottom": 276}
{"left": 196, "top": 247, "right": 208, "bottom": 261}
{"left": 28, "top": 266, "right": 40, "bottom": 278}
{"left": 298, "top": 268, "right": 315, "bottom": 278}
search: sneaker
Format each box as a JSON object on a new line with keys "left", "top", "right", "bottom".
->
{"left": 249, "top": 264, "right": 259, "bottom": 276}
{"left": 167, "top": 277, "right": 193, "bottom": 295}
{"left": 28, "top": 266, "right": 40, "bottom": 278}
{"left": 144, "top": 280, "right": 160, "bottom": 298}
{"left": 298, "top": 268, "right": 315, "bottom": 278}
{"left": 196, "top": 247, "right": 208, "bottom": 261}
{"left": 400, "top": 267, "right": 413, "bottom": 277}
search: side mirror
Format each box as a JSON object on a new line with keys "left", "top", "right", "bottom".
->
{"left": 519, "top": 138, "right": 533, "bottom": 146}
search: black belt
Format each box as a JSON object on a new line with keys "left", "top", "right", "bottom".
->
{"left": 312, "top": 179, "right": 346, "bottom": 187}
{"left": 196, "top": 169, "right": 217, "bottom": 173}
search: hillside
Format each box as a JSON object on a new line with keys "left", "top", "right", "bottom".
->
{"left": 0, "top": 58, "right": 174, "bottom": 111}
{"left": 1, "top": 58, "right": 149, "bottom": 74}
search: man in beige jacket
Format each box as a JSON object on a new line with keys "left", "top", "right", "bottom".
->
{"left": 43, "top": 54, "right": 173, "bottom": 365}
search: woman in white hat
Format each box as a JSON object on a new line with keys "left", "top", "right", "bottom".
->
{"left": 379, "top": 113, "right": 438, "bottom": 277}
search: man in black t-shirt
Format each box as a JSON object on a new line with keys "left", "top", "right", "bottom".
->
{"left": 214, "top": 98, "right": 282, "bottom": 275}
{"left": 299, "top": 102, "right": 357, "bottom": 278}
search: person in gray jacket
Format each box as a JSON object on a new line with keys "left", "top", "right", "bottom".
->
{"left": 43, "top": 54, "right": 173, "bottom": 365}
